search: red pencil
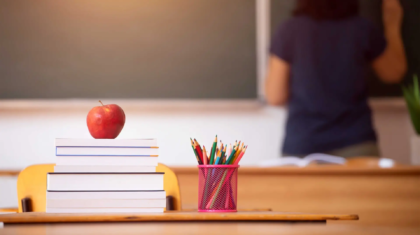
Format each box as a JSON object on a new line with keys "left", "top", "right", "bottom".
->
{"left": 194, "top": 139, "right": 204, "bottom": 163}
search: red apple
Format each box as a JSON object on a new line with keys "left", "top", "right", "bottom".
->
{"left": 87, "top": 101, "right": 126, "bottom": 139}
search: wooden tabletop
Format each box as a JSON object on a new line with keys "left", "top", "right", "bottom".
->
{"left": 0, "top": 211, "right": 358, "bottom": 224}
{"left": 1, "top": 222, "right": 418, "bottom": 235}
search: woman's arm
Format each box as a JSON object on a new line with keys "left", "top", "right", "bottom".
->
{"left": 265, "top": 55, "right": 290, "bottom": 106}
{"left": 372, "top": 0, "right": 407, "bottom": 84}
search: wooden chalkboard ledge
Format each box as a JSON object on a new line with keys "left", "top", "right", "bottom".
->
{"left": 0, "top": 211, "right": 359, "bottom": 224}
{"left": 0, "top": 99, "right": 264, "bottom": 112}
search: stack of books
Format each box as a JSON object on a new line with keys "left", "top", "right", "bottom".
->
{"left": 46, "top": 138, "right": 166, "bottom": 213}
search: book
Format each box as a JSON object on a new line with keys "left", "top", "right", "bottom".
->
{"left": 46, "top": 190, "right": 166, "bottom": 200}
{"left": 56, "top": 147, "right": 159, "bottom": 156}
{"left": 46, "top": 208, "right": 164, "bottom": 213}
{"left": 55, "top": 138, "right": 157, "bottom": 147}
{"left": 54, "top": 165, "right": 156, "bottom": 173}
{"left": 259, "top": 153, "right": 346, "bottom": 167}
{"left": 56, "top": 156, "right": 159, "bottom": 166}
{"left": 47, "top": 173, "right": 164, "bottom": 191}
{"left": 47, "top": 198, "right": 167, "bottom": 208}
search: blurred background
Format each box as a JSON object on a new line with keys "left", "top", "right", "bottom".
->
{"left": 0, "top": 0, "right": 419, "bottom": 209}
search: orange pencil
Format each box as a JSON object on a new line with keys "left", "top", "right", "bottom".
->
{"left": 215, "top": 147, "right": 222, "bottom": 164}
{"left": 233, "top": 142, "right": 244, "bottom": 163}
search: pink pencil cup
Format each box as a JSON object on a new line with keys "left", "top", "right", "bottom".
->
{"left": 198, "top": 165, "right": 239, "bottom": 212}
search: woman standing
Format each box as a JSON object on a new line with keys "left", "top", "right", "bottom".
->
{"left": 265, "top": 0, "right": 407, "bottom": 157}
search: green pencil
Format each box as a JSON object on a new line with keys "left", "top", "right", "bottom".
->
{"left": 224, "top": 145, "right": 237, "bottom": 165}
{"left": 209, "top": 135, "right": 217, "bottom": 165}
{"left": 217, "top": 144, "right": 226, "bottom": 165}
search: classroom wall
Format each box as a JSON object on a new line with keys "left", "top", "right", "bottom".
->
{"left": 0, "top": 100, "right": 285, "bottom": 168}
{"left": 0, "top": 98, "right": 413, "bottom": 207}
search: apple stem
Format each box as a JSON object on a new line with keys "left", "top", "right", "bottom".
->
{"left": 99, "top": 100, "right": 104, "bottom": 106}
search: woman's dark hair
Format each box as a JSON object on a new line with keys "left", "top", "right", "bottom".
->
{"left": 293, "top": 0, "right": 359, "bottom": 20}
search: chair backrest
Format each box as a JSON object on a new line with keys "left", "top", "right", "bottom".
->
{"left": 17, "top": 163, "right": 182, "bottom": 212}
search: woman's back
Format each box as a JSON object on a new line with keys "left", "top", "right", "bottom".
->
{"left": 271, "top": 16, "right": 386, "bottom": 154}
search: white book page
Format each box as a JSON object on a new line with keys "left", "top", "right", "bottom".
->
{"left": 259, "top": 157, "right": 309, "bottom": 167}
{"left": 304, "top": 153, "right": 346, "bottom": 165}
{"left": 259, "top": 154, "right": 346, "bottom": 167}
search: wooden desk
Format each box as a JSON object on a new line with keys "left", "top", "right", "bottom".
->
{"left": 0, "top": 211, "right": 358, "bottom": 224}
{"left": 2, "top": 166, "right": 420, "bottom": 226}
{"left": 172, "top": 166, "right": 420, "bottom": 226}
{"left": 1, "top": 222, "right": 419, "bottom": 235}
{"left": 0, "top": 170, "right": 19, "bottom": 176}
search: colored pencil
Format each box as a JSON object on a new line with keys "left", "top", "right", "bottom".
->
{"left": 218, "top": 145, "right": 227, "bottom": 165}
{"left": 215, "top": 148, "right": 221, "bottom": 165}
{"left": 209, "top": 145, "right": 245, "bottom": 208}
{"left": 219, "top": 151, "right": 223, "bottom": 165}
{"left": 202, "top": 136, "right": 216, "bottom": 208}
{"left": 190, "top": 138, "right": 202, "bottom": 165}
{"left": 234, "top": 146, "right": 247, "bottom": 165}
{"left": 226, "top": 144, "right": 232, "bottom": 159}
{"left": 232, "top": 142, "right": 244, "bottom": 164}
{"left": 194, "top": 139, "right": 204, "bottom": 163}
{"left": 209, "top": 135, "right": 217, "bottom": 165}
{"left": 208, "top": 167, "right": 230, "bottom": 208}
{"left": 202, "top": 145, "right": 209, "bottom": 165}
{"left": 224, "top": 145, "right": 238, "bottom": 165}
{"left": 194, "top": 140, "right": 204, "bottom": 165}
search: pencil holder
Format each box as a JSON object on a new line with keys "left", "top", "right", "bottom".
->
{"left": 198, "top": 165, "right": 239, "bottom": 212}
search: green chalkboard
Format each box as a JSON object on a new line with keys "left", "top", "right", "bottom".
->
{"left": 0, "top": 0, "right": 257, "bottom": 99}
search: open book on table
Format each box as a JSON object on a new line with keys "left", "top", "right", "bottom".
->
{"left": 259, "top": 154, "right": 395, "bottom": 168}
{"left": 259, "top": 153, "right": 346, "bottom": 167}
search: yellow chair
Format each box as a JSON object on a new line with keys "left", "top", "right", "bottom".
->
{"left": 15, "top": 163, "right": 181, "bottom": 212}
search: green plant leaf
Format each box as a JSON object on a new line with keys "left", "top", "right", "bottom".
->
{"left": 402, "top": 74, "right": 420, "bottom": 135}
{"left": 415, "top": 75, "right": 420, "bottom": 104}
